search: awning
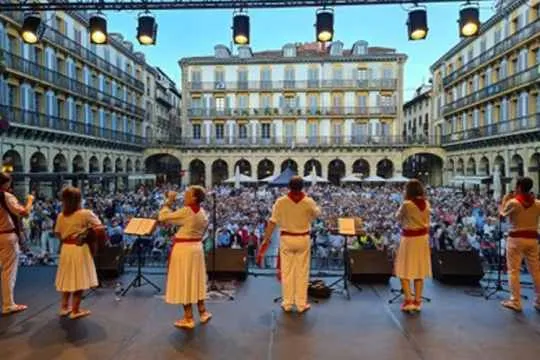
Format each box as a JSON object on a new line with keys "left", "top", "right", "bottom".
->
{"left": 341, "top": 174, "right": 363, "bottom": 183}
{"left": 128, "top": 174, "right": 157, "bottom": 181}
{"left": 362, "top": 175, "right": 387, "bottom": 183}
{"left": 223, "top": 174, "right": 258, "bottom": 183}
{"left": 450, "top": 175, "right": 491, "bottom": 185}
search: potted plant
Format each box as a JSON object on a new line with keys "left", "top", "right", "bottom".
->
{"left": 273, "top": 108, "right": 279, "bottom": 115}
{"left": 264, "top": 107, "right": 272, "bottom": 116}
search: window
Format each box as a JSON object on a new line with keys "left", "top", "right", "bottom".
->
{"left": 261, "top": 68, "right": 271, "bottom": 88}
{"left": 261, "top": 123, "right": 271, "bottom": 138}
{"left": 332, "top": 67, "right": 343, "bottom": 82}
{"left": 187, "top": 123, "right": 200, "bottom": 139}
{"left": 494, "top": 29, "right": 502, "bottom": 44}
{"left": 215, "top": 97, "right": 225, "bottom": 110}
{"left": 307, "top": 94, "right": 318, "bottom": 113}
{"left": 215, "top": 124, "right": 224, "bottom": 139}
{"left": 357, "top": 68, "right": 368, "bottom": 80}
{"left": 382, "top": 68, "right": 393, "bottom": 79}
{"left": 308, "top": 68, "right": 319, "bottom": 86}
{"left": 239, "top": 124, "right": 248, "bottom": 139}
{"left": 261, "top": 94, "right": 271, "bottom": 109}
{"left": 283, "top": 46, "right": 296, "bottom": 57}
{"left": 480, "top": 39, "right": 487, "bottom": 53}
{"left": 238, "top": 69, "right": 248, "bottom": 84}
{"left": 283, "top": 95, "right": 296, "bottom": 109}
{"left": 284, "top": 67, "right": 295, "bottom": 88}
{"left": 467, "top": 49, "right": 474, "bottom": 63}
{"left": 358, "top": 95, "right": 367, "bottom": 110}
{"left": 191, "top": 70, "right": 202, "bottom": 83}
{"left": 237, "top": 95, "right": 248, "bottom": 109}
{"left": 215, "top": 69, "right": 225, "bottom": 84}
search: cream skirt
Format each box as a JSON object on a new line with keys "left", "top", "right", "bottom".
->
{"left": 166, "top": 242, "right": 207, "bottom": 305}
{"left": 55, "top": 244, "right": 98, "bottom": 292}
{"left": 395, "top": 235, "right": 432, "bottom": 280}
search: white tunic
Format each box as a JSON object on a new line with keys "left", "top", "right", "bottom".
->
{"left": 54, "top": 209, "right": 100, "bottom": 292}
{"left": 159, "top": 206, "right": 209, "bottom": 304}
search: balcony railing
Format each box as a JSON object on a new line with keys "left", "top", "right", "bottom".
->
{"left": 187, "top": 106, "right": 397, "bottom": 118}
{"left": 442, "top": 65, "right": 540, "bottom": 115}
{"left": 188, "top": 79, "right": 397, "bottom": 91}
{"left": 443, "top": 18, "right": 540, "bottom": 87}
{"left": 0, "top": 105, "right": 146, "bottom": 145}
{"left": 153, "top": 135, "right": 439, "bottom": 148}
{"left": 0, "top": 6, "right": 145, "bottom": 91}
{"left": 441, "top": 113, "right": 540, "bottom": 144}
{"left": 3, "top": 51, "right": 145, "bottom": 118}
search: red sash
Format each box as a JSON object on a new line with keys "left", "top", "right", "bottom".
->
{"left": 508, "top": 230, "right": 538, "bottom": 239}
{"left": 280, "top": 231, "right": 310, "bottom": 236}
{"left": 401, "top": 228, "right": 429, "bottom": 237}
{"left": 62, "top": 235, "right": 78, "bottom": 245}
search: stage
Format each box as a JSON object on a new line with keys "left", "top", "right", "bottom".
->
{"left": 1, "top": 267, "right": 540, "bottom": 360}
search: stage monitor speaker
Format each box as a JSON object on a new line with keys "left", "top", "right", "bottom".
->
{"left": 431, "top": 250, "right": 484, "bottom": 285}
{"left": 348, "top": 250, "right": 393, "bottom": 283}
{"left": 95, "top": 246, "right": 125, "bottom": 279}
{"left": 206, "top": 248, "right": 248, "bottom": 281}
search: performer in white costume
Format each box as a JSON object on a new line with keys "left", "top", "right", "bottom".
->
{"left": 159, "top": 186, "right": 212, "bottom": 329}
{"left": 0, "top": 172, "right": 33, "bottom": 316}
{"left": 54, "top": 186, "right": 101, "bottom": 320}
{"left": 261, "top": 176, "right": 321, "bottom": 313}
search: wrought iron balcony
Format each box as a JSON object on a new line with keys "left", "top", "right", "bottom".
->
{"left": 186, "top": 106, "right": 397, "bottom": 118}
{"left": 442, "top": 18, "right": 540, "bottom": 87}
{"left": 442, "top": 65, "right": 540, "bottom": 115}
{"left": 0, "top": 105, "right": 146, "bottom": 146}
{"left": 188, "top": 78, "right": 397, "bottom": 91}
{"left": 0, "top": 6, "right": 145, "bottom": 91}
{"left": 441, "top": 113, "right": 540, "bottom": 144}
{"left": 153, "top": 135, "right": 439, "bottom": 148}
{"left": 2, "top": 51, "right": 145, "bottom": 118}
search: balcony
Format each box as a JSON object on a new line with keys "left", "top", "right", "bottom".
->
{"left": 0, "top": 105, "right": 146, "bottom": 146}
{"left": 152, "top": 135, "right": 439, "bottom": 148}
{"left": 0, "top": 7, "right": 145, "bottom": 91}
{"left": 441, "top": 113, "right": 540, "bottom": 145}
{"left": 187, "top": 106, "right": 397, "bottom": 118}
{"left": 442, "top": 65, "right": 540, "bottom": 115}
{"left": 2, "top": 51, "right": 145, "bottom": 118}
{"left": 442, "top": 18, "right": 540, "bottom": 87}
{"left": 188, "top": 79, "right": 398, "bottom": 92}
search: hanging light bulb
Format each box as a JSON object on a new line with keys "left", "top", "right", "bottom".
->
{"left": 21, "top": 12, "right": 43, "bottom": 44}
{"left": 459, "top": 2, "right": 480, "bottom": 37}
{"left": 407, "top": 6, "right": 428, "bottom": 40}
{"left": 232, "top": 11, "right": 250, "bottom": 45}
{"left": 315, "top": 8, "right": 334, "bottom": 43}
{"left": 89, "top": 12, "right": 108, "bottom": 44}
{"left": 137, "top": 11, "right": 158, "bottom": 45}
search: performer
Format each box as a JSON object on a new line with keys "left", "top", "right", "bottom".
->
{"left": 158, "top": 187, "right": 212, "bottom": 329}
{"left": 0, "top": 172, "right": 33, "bottom": 315}
{"left": 395, "top": 179, "right": 431, "bottom": 312}
{"left": 499, "top": 177, "right": 540, "bottom": 312}
{"left": 54, "top": 186, "right": 100, "bottom": 319}
{"left": 261, "top": 176, "right": 321, "bottom": 313}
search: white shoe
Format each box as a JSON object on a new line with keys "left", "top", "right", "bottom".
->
{"left": 501, "top": 300, "right": 522, "bottom": 312}
{"left": 200, "top": 312, "right": 212, "bottom": 324}
{"left": 297, "top": 304, "right": 311, "bottom": 314}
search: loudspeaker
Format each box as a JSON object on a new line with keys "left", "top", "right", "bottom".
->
{"left": 206, "top": 248, "right": 248, "bottom": 281}
{"left": 348, "top": 250, "right": 393, "bottom": 283}
{"left": 431, "top": 250, "right": 484, "bottom": 285}
{"left": 95, "top": 246, "right": 125, "bottom": 279}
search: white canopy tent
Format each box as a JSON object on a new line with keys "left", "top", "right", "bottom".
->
{"left": 303, "top": 173, "right": 329, "bottom": 184}
{"left": 450, "top": 175, "right": 491, "bottom": 185}
{"left": 223, "top": 173, "right": 258, "bottom": 184}
{"left": 259, "top": 174, "right": 277, "bottom": 183}
{"left": 341, "top": 174, "right": 363, "bottom": 183}
{"left": 386, "top": 174, "right": 410, "bottom": 183}
{"left": 362, "top": 175, "right": 387, "bottom": 183}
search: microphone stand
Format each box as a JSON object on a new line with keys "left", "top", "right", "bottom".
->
{"left": 206, "top": 192, "right": 234, "bottom": 301}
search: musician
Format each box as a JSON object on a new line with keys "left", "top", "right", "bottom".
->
{"left": 0, "top": 172, "right": 33, "bottom": 316}
{"left": 158, "top": 187, "right": 212, "bottom": 329}
{"left": 395, "top": 179, "right": 431, "bottom": 312}
{"left": 261, "top": 176, "right": 321, "bottom": 313}
{"left": 499, "top": 177, "right": 540, "bottom": 312}
{"left": 54, "top": 186, "right": 100, "bottom": 320}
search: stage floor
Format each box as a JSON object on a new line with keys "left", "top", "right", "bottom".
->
{"left": 1, "top": 267, "right": 540, "bottom": 360}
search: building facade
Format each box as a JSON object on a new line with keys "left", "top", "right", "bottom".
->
{"left": 403, "top": 83, "right": 431, "bottom": 141}
{"left": 0, "top": 9, "right": 163, "bottom": 195}
{"left": 146, "top": 41, "right": 443, "bottom": 187}
{"left": 431, "top": 0, "right": 540, "bottom": 192}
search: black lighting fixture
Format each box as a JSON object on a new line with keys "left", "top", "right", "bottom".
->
{"left": 232, "top": 10, "right": 250, "bottom": 45}
{"left": 458, "top": 2, "right": 480, "bottom": 37}
{"left": 89, "top": 12, "right": 108, "bottom": 44}
{"left": 137, "top": 11, "right": 158, "bottom": 45}
{"left": 407, "top": 5, "right": 428, "bottom": 40}
{"left": 21, "top": 12, "right": 44, "bottom": 44}
{"left": 315, "top": 7, "right": 334, "bottom": 43}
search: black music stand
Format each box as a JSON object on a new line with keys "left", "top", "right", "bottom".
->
{"left": 121, "top": 219, "right": 161, "bottom": 296}
{"left": 327, "top": 219, "right": 363, "bottom": 300}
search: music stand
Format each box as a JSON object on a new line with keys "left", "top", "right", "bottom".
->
{"left": 327, "top": 218, "right": 363, "bottom": 300}
{"left": 121, "top": 218, "right": 161, "bottom": 296}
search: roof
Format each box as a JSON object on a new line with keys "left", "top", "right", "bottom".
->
{"left": 403, "top": 86, "right": 432, "bottom": 109}
{"left": 180, "top": 42, "right": 407, "bottom": 66}
{"left": 430, "top": 0, "right": 526, "bottom": 72}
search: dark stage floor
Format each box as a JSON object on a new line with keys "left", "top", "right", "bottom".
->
{"left": 1, "top": 267, "right": 540, "bottom": 360}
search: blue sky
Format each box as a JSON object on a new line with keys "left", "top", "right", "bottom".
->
{"left": 105, "top": 4, "right": 494, "bottom": 101}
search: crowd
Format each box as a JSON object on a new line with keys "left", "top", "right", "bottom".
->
{"left": 17, "top": 182, "right": 505, "bottom": 269}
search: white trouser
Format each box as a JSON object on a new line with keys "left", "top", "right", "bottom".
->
{"left": 0, "top": 233, "right": 20, "bottom": 311}
{"left": 41, "top": 231, "right": 58, "bottom": 255}
{"left": 506, "top": 237, "right": 540, "bottom": 304}
{"left": 280, "top": 235, "right": 310, "bottom": 308}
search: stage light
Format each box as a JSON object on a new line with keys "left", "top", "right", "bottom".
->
{"left": 407, "top": 6, "right": 428, "bottom": 40}
{"left": 458, "top": 3, "right": 480, "bottom": 37}
{"left": 20, "top": 12, "right": 43, "bottom": 44}
{"left": 315, "top": 8, "right": 334, "bottom": 42}
{"left": 137, "top": 12, "right": 158, "bottom": 45}
{"left": 89, "top": 12, "right": 108, "bottom": 44}
{"left": 232, "top": 11, "right": 250, "bottom": 45}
